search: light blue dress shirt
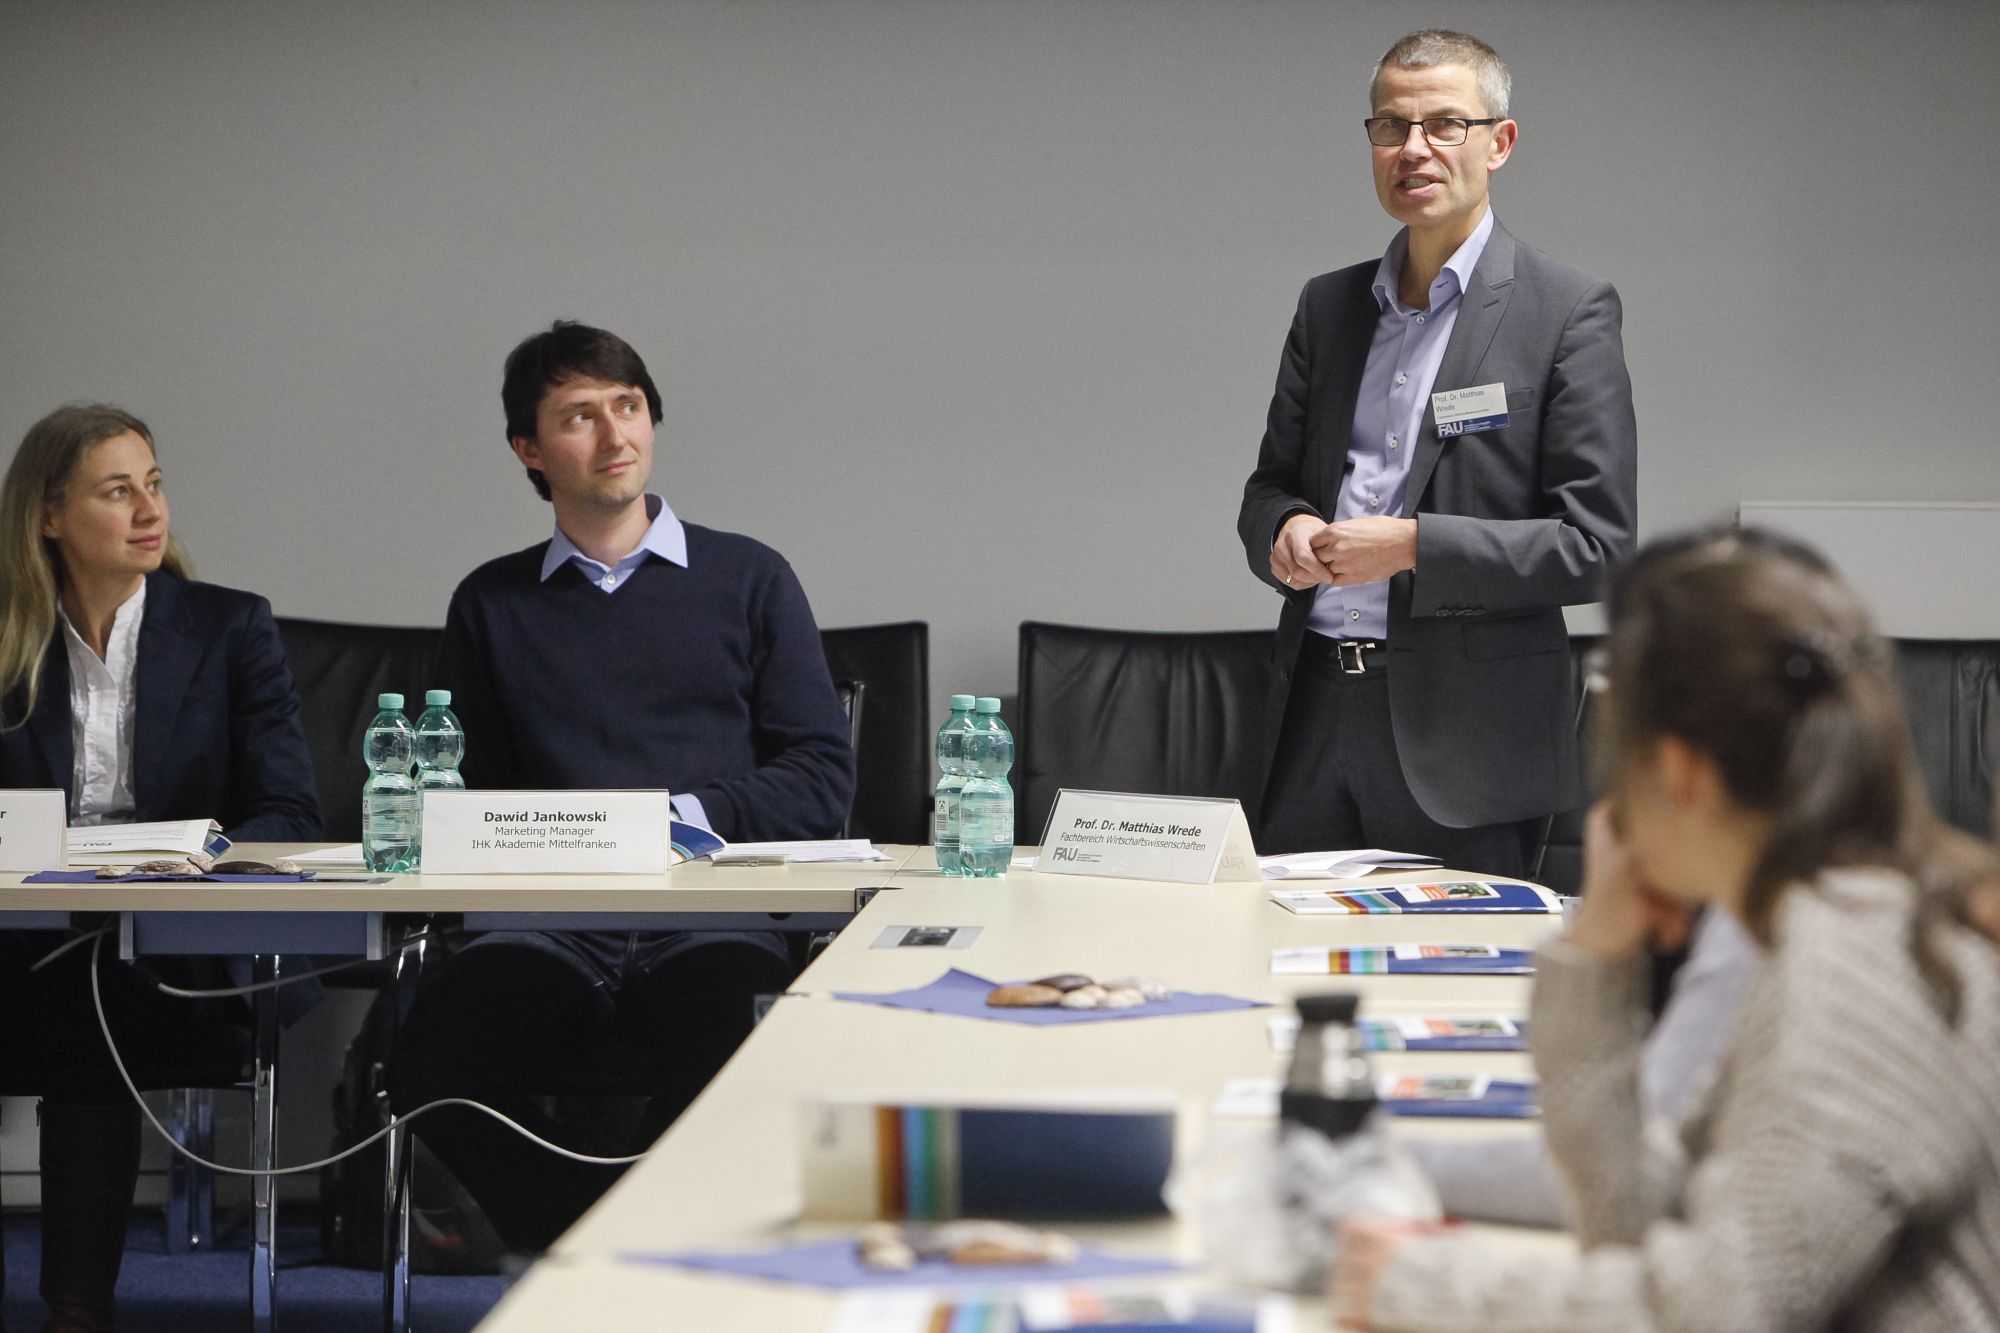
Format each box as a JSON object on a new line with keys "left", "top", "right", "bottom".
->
{"left": 1307, "top": 207, "right": 1495, "bottom": 643}
{"left": 539, "top": 492, "right": 713, "bottom": 833}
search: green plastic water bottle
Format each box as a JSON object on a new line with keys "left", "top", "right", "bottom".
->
{"left": 957, "top": 698, "right": 1014, "bottom": 878}
{"left": 414, "top": 689, "right": 466, "bottom": 790}
{"left": 932, "top": 694, "right": 976, "bottom": 875}
{"left": 361, "top": 693, "right": 419, "bottom": 872}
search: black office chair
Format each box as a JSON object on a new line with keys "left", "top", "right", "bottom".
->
{"left": 819, "top": 621, "right": 931, "bottom": 844}
{"left": 1014, "top": 622, "right": 1277, "bottom": 847}
{"left": 276, "top": 618, "right": 447, "bottom": 843}
{"left": 1894, "top": 639, "right": 2000, "bottom": 840}
{"left": 0, "top": 1019, "right": 251, "bottom": 1253}
{"left": 1531, "top": 635, "right": 1603, "bottom": 893}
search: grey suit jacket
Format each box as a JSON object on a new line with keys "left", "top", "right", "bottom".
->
{"left": 1237, "top": 220, "right": 1638, "bottom": 828}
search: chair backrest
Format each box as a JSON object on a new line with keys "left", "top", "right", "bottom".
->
{"left": 275, "top": 618, "right": 445, "bottom": 842}
{"left": 273, "top": 617, "right": 926, "bottom": 846}
{"left": 1893, "top": 640, "right": 1998, "bottom": 839}
{"left": 1539, "top": 634, "right": 1999, "bottom": 893}
{"left": 819, "top": 622, "right": 931, "bottom": 844}
{"left": 1015, "top": 622, "right": 1276, "bottom": 847}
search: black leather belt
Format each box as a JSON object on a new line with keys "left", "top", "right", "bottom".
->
{"left": 1301, "top": 635, "right": 1381, "bottom": 675}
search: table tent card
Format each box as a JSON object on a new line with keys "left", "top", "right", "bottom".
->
{"left": 0, "top": 790, "right": 66, "bottom": 871}
{"left": 420, "top": 789, "right": 672, "bottom": 874}
{"left": 1036, "top": 790, "right": 1260, "bottom": 885}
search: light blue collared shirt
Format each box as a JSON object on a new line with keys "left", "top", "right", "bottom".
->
{"left": 1308, "top": 207, "right": 1494, "bottom": 642}
{"left": 539, "top": 492, "right": 712, "bottom": 833}
{"left": 539, "top": 491, "right": 689, "bottom": 591}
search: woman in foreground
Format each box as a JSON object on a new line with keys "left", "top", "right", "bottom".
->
{"left": 1337, "top": 527, "right": 2000, "bottom": 1331}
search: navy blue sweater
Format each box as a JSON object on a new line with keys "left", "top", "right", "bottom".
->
{"left": 435, "top": 525, "right": 854, "bottom": 841}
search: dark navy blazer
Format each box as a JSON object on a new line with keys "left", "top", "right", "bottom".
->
{"left": 0, "top": 571, "right": 321, "bottom": 842}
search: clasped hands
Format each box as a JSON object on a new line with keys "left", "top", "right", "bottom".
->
{"left": 1270, "top": 514, "right": 1417, "bottom": 589}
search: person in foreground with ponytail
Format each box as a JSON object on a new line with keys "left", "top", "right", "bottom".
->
{"left": 0, "top": 404, "right": 320, "bottom": 1332}
{"left": 1332, "top": 526, "right": 2000, "bottom": 1332}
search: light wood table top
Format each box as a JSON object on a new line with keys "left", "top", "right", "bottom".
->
{"left": 472, "top": 854, "right": 1561, "bottom": 1330}
{"left": 0, "top": 842, "right": 919, "bottom": 914}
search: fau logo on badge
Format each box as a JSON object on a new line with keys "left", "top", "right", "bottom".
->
{"left": 1436, "top": 419, "right": 1466, "bottom": 437}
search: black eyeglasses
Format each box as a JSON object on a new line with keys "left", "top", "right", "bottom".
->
{"left": 1363, "top": 116, "right": 1500, "bottom": 147}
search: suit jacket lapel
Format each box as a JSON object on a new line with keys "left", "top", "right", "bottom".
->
{"left": 1312, "top": 269, "right": 1383, "bottom": 513}
{"left": 23, "top": 638, "right": 74, "bottom": 794}
{"left": 134, "top": 572, "right": 199, "bottom": 817}
{"left": 1405, "top": 222, "right": 1518, "bottom": 514}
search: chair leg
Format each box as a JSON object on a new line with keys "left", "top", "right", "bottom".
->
{"left": 163, "top": 1087, "right": 217, "bottom": 1253}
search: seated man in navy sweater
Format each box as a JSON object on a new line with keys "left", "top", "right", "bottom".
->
{"left": 388, "top": 321, "right": 856, "bottom": 1253}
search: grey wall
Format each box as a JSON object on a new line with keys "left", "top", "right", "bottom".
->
{"left": 3, "top": 0, "right": 1998, "bottom": 721}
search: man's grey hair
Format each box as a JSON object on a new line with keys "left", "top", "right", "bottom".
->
{"left": 1371, "top": 29, "right": 1512, "bottom": 120}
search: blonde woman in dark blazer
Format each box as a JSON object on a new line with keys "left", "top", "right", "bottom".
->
{"left": 0, "top": 404, "right": 318, "bottom": 1332}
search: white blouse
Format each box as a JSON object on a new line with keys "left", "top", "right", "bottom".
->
{"left": 61, "top": 581, "right": 146, "bottom": 827}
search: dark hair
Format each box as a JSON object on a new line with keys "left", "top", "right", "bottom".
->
{"left": 1600, "top": 525, "right": 1994, "bottom": 1015}
{"left": 500, "top": 321, "right": 664, "bottom": 501}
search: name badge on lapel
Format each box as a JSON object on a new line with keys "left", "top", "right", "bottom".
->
{"left": 1432, "top": 382, "right": 1509, "bottom": 437}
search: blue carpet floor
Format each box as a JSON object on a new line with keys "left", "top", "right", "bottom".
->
{"left": 1, "top": 1210, "right": 507, "bottom": 1331}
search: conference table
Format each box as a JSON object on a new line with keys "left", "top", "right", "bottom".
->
{"left": 475, "top": 851, "right": 1568, "bottom": 1332}
{"left": 0, "top": 846, "right": 922, "bottom": 1333}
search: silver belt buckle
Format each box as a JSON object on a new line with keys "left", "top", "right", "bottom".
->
{"left": 1337, "top": 640, "right": 1376, "bottom": 674}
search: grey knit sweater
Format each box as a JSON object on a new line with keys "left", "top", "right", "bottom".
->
{"left": 1369, "top": 868, "right": 2000, "bottom": 1332}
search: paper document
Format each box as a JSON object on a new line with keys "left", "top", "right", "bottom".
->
{"left": 1269, "top": 880, "right": 1563, "bottom": 915}
{"left": 289, "top": 843, "right": 366, "bottom": 868}
{"left": 1211, "top": 1077, "right": 1281, "bottom": 1119}
{"left": 65, "top": 820, "right": 228, "bottom": 863}
{"left": 1259, "top": 848, "right": 1443, "bottom": 880}
{"left": 710, "top": 839, "right": 891, "bottom": 865}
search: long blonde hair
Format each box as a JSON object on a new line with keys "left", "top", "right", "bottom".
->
{"left": 0, "top": 404, "right": 194, "bottom": 728}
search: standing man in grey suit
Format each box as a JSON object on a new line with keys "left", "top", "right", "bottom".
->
{"left": 1238, "top": 29, "right": 1637, "bottom": 876}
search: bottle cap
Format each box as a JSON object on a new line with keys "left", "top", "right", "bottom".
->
{"left": 425, "top": 689, "right": 452, "bottom": 706}
{"left": 949, "top": 694, "right": 975, "bottom": 710}
{"left": 377, "top": 693, "right": 404, "bottom": 710}
{"left": 975, "top": 697, "right": 1001, "bottom": 713}
{"left": 1294, "top": 992, "right": 1360, "bottom": 1025}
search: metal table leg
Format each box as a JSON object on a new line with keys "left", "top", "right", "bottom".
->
{"left": 249, "top": 954, "right": 281, "bottom": 1333}
{"left": 383, "top": 925, "right": 427, "bottom": 1333}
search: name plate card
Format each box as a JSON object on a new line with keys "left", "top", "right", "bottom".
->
{"left": 420, "top": 790, "right": 671, "bottom": 875}
{"left": 1036, "top": 790, "right": 1260, "bottom": 884}
{"left": 0, "top": 790, "right": 66, "bottom": 872}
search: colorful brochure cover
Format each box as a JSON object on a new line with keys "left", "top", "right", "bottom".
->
{"left": 1365, "top": 1014, "right": 1528, "bottom": 1051}
{"left": 1268, "top": 1013, "right": 1529, "bottom": 1053}
{"left": 667, "top": 820, "right": 726, "bottom": 864}
{"left": 1269, "top": 943, "right": 1536, "bottom": 976}
{"left": 1378, "top": 1073, "right": 1540, "bottom": 1119}
{"left": 800, "top": 1096, "right": 1177, "bottom": 1221}
{"left": 1269, "top": 880, "right": 1563, "bottom": 915}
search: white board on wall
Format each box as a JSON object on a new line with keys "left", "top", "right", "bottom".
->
{"left": 1738, "top": 502, "right": 2000, "bottom": 639}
